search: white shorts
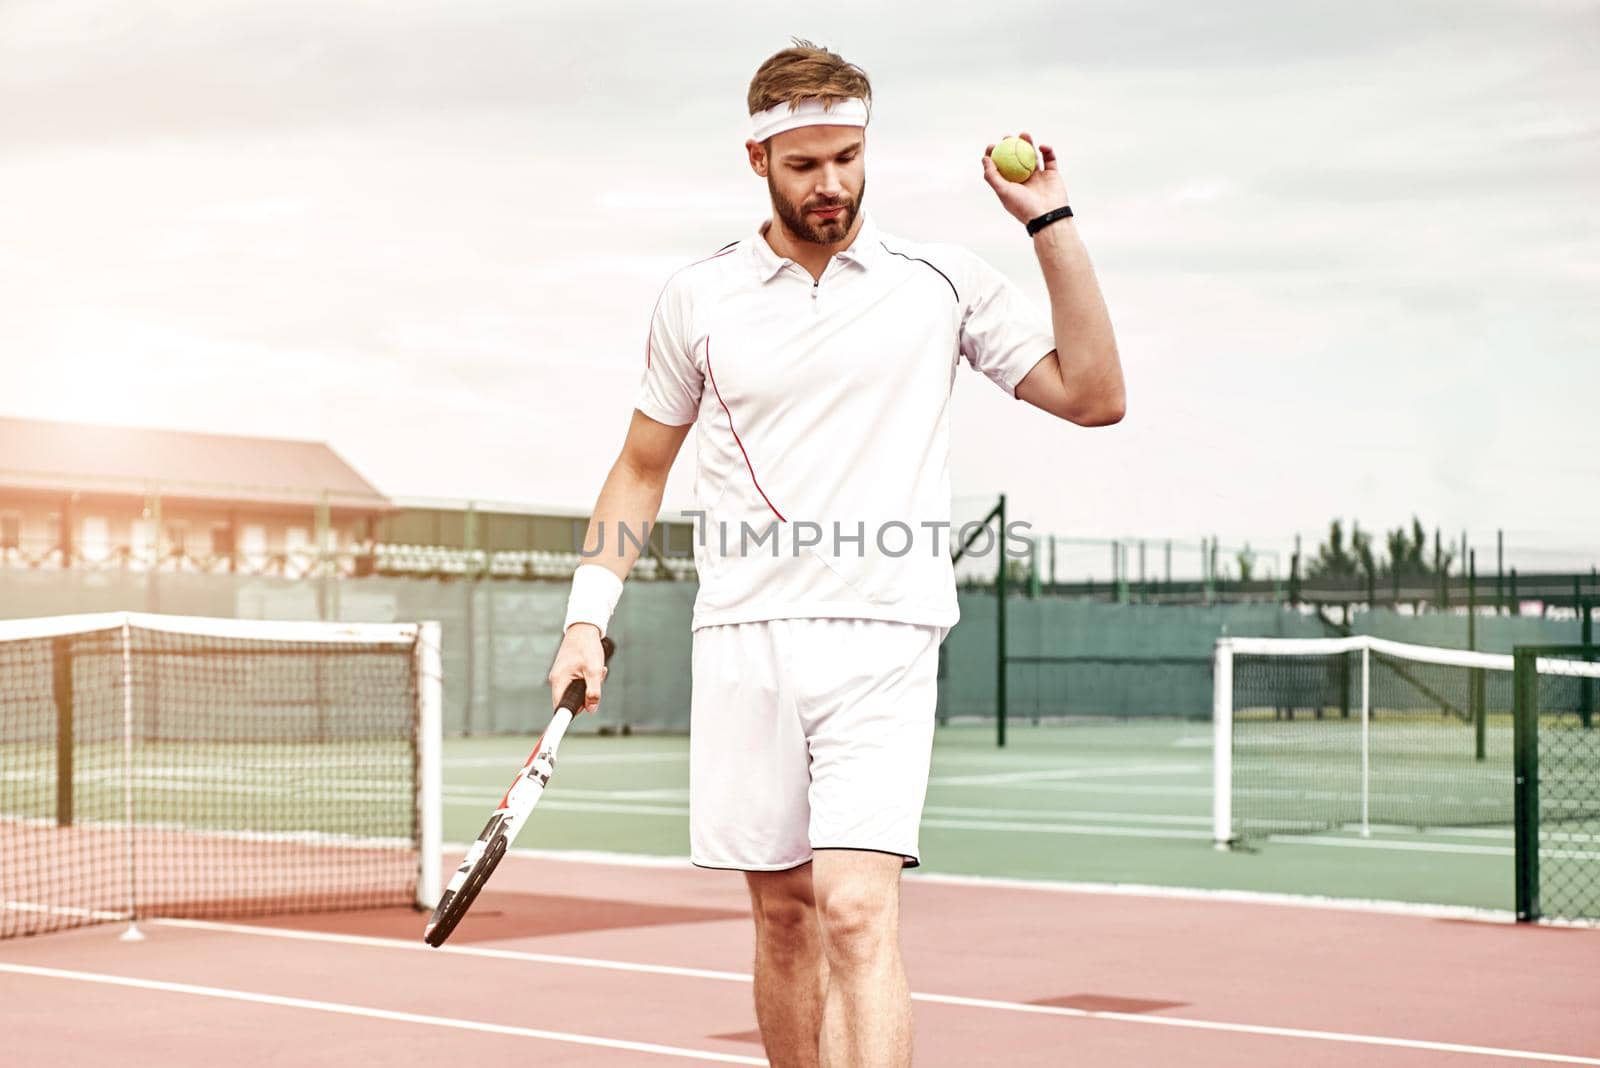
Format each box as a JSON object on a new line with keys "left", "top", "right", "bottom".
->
{"left": 689, "top": 617, "right": 944, "bottom": 871}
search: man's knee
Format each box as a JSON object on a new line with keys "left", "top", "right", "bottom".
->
{"left": 748, "top": 870, "right": 820, "bottom": 961}
{"left": 815, "top": 883, "right": 897, "bottom": 968}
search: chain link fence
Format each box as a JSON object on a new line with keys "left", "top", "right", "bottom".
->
{"left": 1513, "top": 646, "right": 1600, "bottom": 925}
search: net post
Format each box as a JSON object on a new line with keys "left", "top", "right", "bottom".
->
{"left": 996, "top": 493, "right": 1008, "bottom": 749}
{"left": 1512, "top": 648, "right": 1540, "bottom": 923}
{"left": 119, "top": 615, "right": 144, "bottom": 941}
{"left": 53, "top": 636, "right": 74, "bottom": 827}
{"left": 416, "top": 620, "right": 444, "bottom": 910}
{"left": 1360, "top": 644, "right": 1371, "bottom": 838}
{"left": 1211, "top": 638, "right": 1233, "bottom": 849}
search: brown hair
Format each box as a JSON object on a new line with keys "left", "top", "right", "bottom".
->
{"left": 747, "top": 38, "right": 872, "bottom": 123}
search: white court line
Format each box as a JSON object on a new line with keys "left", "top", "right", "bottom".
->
{"left": 122, "top": 919, "right": 1600, "bottom": 1064}
{"left": 0, "top": 962, "right": 767, "bottom": 1066}
{"left": 442, "top": 795, "right": 1542, "bottom": 857}
{"left": 1275, "top": 836, "right": 1514, "bottom": 856}
{"left": 3, "top": 901, "right": 127, "bottom": 922}
{"left": 492, "top": 848, "right": 1524, "bottom": 923}
{"left": 923, "top": 805, "right": 1212, "bottom": 826}
{"left": 923, "top": 817, "right": 1211, "bottom": 841}
{"left": 1275, "top": 837, "right": 1600, "bottom": 861}
{"left": 906, "top": 991, "right": 1600, "bottom": 1065}
{"left": 929, "top": 763, "right": 1206, "bottom": 787}
{"left": 443, "top": 785, "right": 690, "bottom": 803}
{"left": 444, "top": 796, "right": 690, "bottom": 818}
{"left": 445, "top": 753, "right": 688, "bottom": 768}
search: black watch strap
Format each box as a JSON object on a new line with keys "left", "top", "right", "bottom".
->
{"left": 1026, "top": 205, "right": 1074, "bottom": 236}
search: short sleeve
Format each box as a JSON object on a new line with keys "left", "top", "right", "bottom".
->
{"left": 635, "top": 277, "right": 703, "bottom": 426}
{"left": 958, "top": 251, "right": 1055, "bottom": 397}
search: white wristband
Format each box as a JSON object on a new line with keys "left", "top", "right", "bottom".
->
{"left": 564, "top": 563, "right": 624, "bottom": 638}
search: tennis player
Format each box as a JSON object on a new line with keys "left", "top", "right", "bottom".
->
{"left": 550, "top": 41, "right": 1122, "bottom": 1068}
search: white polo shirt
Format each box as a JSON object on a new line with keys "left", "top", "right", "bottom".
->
{"left": 636, "top": 210, "right": 1054, "bottom": 631}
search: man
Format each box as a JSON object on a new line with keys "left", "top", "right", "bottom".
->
{"left": 549, "top": 40, "right": 1122, "bottom": 1068}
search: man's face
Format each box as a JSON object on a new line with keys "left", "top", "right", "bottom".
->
{"left": 756, "top": 124, "right": 866, "bottom": 246}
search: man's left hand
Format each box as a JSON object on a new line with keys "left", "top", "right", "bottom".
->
{"left": 981, "top": 132, "right": 1069, "bottom": 226}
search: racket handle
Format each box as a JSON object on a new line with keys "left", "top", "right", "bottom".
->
{"left": 555, "top": 635, "right": 617, "bottom": 713}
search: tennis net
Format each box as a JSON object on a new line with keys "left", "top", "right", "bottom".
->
{"left": 1, "top": 612, "right": 441, "bottom": 939}
{"left": 1212, "top": 635, "right": 1599, "bottom": 846}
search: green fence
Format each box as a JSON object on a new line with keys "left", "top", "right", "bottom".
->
{"left": 1513, "top": 645, "right": 1600, "bottom": 925}
{"left": 0, "top": 566, "right": 1584, "bottom": 738}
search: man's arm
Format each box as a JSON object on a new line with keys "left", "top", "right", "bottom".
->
{"left": 982, "top": 133, "right": 1125, "bottom": 426}
{"left": 548, "top": 410, "right": 692, "bottom": 709}
{"left": 577, "top": 410, "right": 694, "bottom": 583}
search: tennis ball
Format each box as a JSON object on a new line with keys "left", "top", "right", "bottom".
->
{"left": 991, "top": 136, "right": 1037, "bottom": 183}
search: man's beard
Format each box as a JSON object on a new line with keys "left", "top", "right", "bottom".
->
{"left": 769, "top": 175, "right": 865, "bottom": 246}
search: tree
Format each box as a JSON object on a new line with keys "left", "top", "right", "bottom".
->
{"left": 1235, "top": 542, "right": 1257, "bottom": 583}
{"left": 1352, "top": 524, "right": 1376, "bottom": 578}
{"left": 1309, "top": 516, "right": 1455, "bottom": 580}
{"left": 1308, "top": 520, "right": 1365, "bottom": 579}
{"left": 1308, "top": 520, "right": 1346, "bottom": 578}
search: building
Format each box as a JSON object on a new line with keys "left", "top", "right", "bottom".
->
{"left": 0, "top": 415, "right": 699, "bottom": 582}
{"left": 0, "top": 416, "right": 393, "bottom": 576}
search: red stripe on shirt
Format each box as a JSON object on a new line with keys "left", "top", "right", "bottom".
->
{"left": 704, "top": 335, "right": 786, "bottom": 522}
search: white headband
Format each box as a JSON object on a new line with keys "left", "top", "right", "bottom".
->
{"left": 750, "top": 96, "right": 870, "bottom": 142}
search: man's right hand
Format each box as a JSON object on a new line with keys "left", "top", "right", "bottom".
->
{"left": 548, "top": 623, "right": 607, "bottom": 712}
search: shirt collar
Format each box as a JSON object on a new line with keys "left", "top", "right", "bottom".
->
{"left": 747, "top": 210, "right": 884, "bottom": 282}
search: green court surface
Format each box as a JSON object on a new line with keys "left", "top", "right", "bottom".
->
{"left": 444, "top": 721, "right": 1526, "bottom": 914}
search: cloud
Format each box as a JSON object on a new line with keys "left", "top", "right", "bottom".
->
{"left": 0, "top": 0, "right": 1595, "bottom": 570}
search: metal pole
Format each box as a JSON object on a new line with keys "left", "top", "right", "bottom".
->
{"left": 119, "top": 619, "right": 144, "bottom": 941}
{"left": 1512, "top": 650, "right": 1540, "bottom": 922}
{"left": 1497, "top": 530, "right": 1505, "bottom": 615}
{"left": 1470, "top": 550, "right": 1485, "bottom": 761}
{"left": 1468, "top": 549, "right": 1477, "bottom": 652}
{"left": 1211, "top": 536, "right": 1220, "bottom": 601}
{"left": 1582, "top": 599, "right": 1594, "bottom": 729}
{"left": 1138, "top": 540, "right": 1147, "bottom": 603}
{"left": 53, "top": 637, "right": 74, "bottom": 827}
{"left": 1440, "top": 527, "right": 1452, "bottom": 607}
{"left": 416, "top": 621, "right": 444, "bottom": 910}
{"left": 997, "top": 494, "right": 1008, "bottom": 748}
{"left": 463, "top": 501, "right": 478, "bottom": 737}
{"left": 1360, "top": 644, "right": 1371, "bottom": 838}
{"left": 1211, "top": 639, "right": 1234, "bottom": 849}
{"left": 1289, "top": 533, "right": 1301, "bottom": 607}
{"left": 1340, "top": 604, "right": 1352, "bottom": 719}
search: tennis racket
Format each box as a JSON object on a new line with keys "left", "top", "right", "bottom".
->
{"left": 423, "top": 635, "right": 615, "bottom": 947}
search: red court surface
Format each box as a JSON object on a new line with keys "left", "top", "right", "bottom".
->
{"left": 3, "top": 853, "right": 1597, "bottom": 1066}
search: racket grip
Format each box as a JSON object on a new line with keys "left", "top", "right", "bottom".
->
{"left": 556, "top": 635, "right": 617, "bottom": 713}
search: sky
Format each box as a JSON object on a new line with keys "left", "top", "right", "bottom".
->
{"left": 1, "top": 0, "right": 1596, "bottom": 577}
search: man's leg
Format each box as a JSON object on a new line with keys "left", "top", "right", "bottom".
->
{"left": 745, "top": 862, "right": 828, "bottom": 1068}
{"left": 811, "top": 849, "right": 910, "bottom": 1067}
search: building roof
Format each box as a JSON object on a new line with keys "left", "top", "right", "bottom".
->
{"left": 0, "top": 416, "right": 391, "bottom": 511}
